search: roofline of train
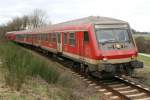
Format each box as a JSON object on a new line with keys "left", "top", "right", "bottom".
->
{"left": 6, "top": 16, "right": 129, "bottom": 35}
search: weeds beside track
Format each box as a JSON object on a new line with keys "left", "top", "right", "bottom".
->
{"left": 17, "top": 42, "right": 150, "bottom": 100}
{"left": 2, "top": 41, "right": 150, "bottom": 100}
{"left": 0, "top": 42, "right": 59, "bottom": 90}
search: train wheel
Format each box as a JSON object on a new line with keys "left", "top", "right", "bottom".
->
{"left": 72, "top": 62, "right": 81, "bottom": 72}
{"left": 127, "top": 67, "right": 134, "bottom": 76}
{"left": 84, "top": 66, "right": 91, "bottom": 78}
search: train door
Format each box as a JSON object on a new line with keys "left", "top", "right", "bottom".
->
{"left": 78, "top": 31, "right": 84, "bottom": 61}
{"left": 57, "top": 32, "right": 62, "bottom": 52}
{"left": 81, "top": 31, "right": 90, "bottom": 61}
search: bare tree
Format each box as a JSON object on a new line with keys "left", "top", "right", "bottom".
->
{"left": 21, "top": 15, "right": 30, "bottom": 30}
{"left": 0, "top": 9, "right": 51, "bottom": 39}
{"left": 0, "top": 25, "right": 7, "bottom": 39}
{"left": 6, "top": 17, "right": 23, "bottom": 31}
{"left": 29, "top": 9, "right": 49, "bottom": 28}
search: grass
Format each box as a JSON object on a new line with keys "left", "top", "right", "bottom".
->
{"left": 133, "top": 34, "right": 150, "bottom": 40}
{"left": 134, "top": 55, "right": 150, "bottom": 86}
{"left": 138, "top": 55, "right": 150, "bottom": 66}
{"left": 0, "top": 41, "right": 104, "bottom": 100}
{"left": 0, "top": 42, "right": 60, "bottom": 90}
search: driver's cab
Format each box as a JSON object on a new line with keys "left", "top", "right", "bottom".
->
{"left": 95, "top": 24, "right": 135, "bottom": 51}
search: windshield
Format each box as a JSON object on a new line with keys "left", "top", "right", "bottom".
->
{"left": 96, "top": 29, "right": 130, "bottom": 43}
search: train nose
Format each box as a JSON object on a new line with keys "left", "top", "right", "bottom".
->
{"left": 101, "top": 49, "right": 137, "bottom": 60}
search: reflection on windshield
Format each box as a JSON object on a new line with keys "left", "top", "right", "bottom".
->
{"left": 96, "top": 29, "right": 130, "bottom": 43}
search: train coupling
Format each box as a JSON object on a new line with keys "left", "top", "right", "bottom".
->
{"left": 131, "top": 60, "right": 143, "bottom": 68}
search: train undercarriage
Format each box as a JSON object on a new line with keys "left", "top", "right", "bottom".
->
{"left": 72, "top": 60, "right": 143, "bottom": 78}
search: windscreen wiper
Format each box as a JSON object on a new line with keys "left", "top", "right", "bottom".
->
{"left": 100, "top": 39, "right": 117, "bottom": 45}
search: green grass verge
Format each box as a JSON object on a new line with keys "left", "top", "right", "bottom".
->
{"left": 138, "top": 55, "right": 150, "bottom": 66}
{"left": 0, "top": 41, "right": 103, "bottom": 100}
{"left": 133, "top": 35, "right": 150, "bottom": 40}
{"left": 0, "top": 42, "right": 60, "bottom": 90}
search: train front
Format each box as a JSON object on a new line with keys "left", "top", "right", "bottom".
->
{"left": 94, "top": 23, "right": 143, "bottom": 76}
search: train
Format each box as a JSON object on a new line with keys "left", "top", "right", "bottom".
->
{"left": 6, "top": 16, "right": 143, "bottom": 77}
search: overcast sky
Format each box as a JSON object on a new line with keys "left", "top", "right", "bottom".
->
{"left": 0, "top": 0, "right": 150, "bottom": 32}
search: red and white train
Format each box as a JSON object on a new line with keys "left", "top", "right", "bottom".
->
{"left": 6, "top": 16, "right": 143, "bottom": 76}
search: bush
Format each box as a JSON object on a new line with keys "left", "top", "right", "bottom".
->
{"left": 0, "top": 42, "right": 28, "bottom": 90}
{"left": 0, "top": 42, "right": 60, "bottom": 90}
{"left": 29, "top": 58, "right": 59, "bottom": 84}
{"left": 57, "top": 72, "right": 74, "bottom": 88}
{"left": 135, "top": 37, "right": 150, "bottom": 54}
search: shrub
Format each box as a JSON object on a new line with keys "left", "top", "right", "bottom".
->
{"left": 57, "top": 72, "right": 74, "bottom": 88}
{"left": 135, "top": 36, "right": 150, "bottom": 54}
{"left": 0, "top": 42, "right": 60, "bottom": 90}
{"left": 29, "top": 58, "right": 60, "bottom": 84}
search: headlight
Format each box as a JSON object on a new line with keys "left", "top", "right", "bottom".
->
{"left": 103, "top": 58, "right": 108, "bottom": 62}
{"left": 131, "top": 55, "right": 136, "bottom": 60}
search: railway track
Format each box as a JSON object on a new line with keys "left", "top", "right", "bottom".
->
{"left": 21, "top": 44, "right": 150, "bottom": 100}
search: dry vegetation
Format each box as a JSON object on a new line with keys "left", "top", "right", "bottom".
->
{"left": 0, "top": 41, "right": 102, "bottom": 100}
{"left": 0, "top": 38, "right": 150, "bottom": 99}
{"left": 133, "top": 35, "right": 150, "bottom": 86}
{"left": 134, "top": 55, "right": 150, "bottom": 87}
{"left": 135, "top": 36, "right": 150, "bottom": 54}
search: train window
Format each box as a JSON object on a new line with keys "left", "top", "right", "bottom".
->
{"left": 84, "top": 31, "right": 89, "bottom": 42}
{"left": 30, "top": 34, "right": 32, "bottom": 39}
{"left": 16, "top": 35, "right": 19, "bottom": 39}
{"left": 26, "top": 35, "right": 28, "bottom": 39}
{"left": 40, "top": 34, "right": 42, "bottom": 40}
{"left": 64, "top": 33, "right": 67, "bottom": 44}
{"left": 42, "top": 34, "right": 44, "bottom": 40}
{"left": 44, "top": 34, "right": 47, "bottom": 41}
{"left": 37, "top": 34, "right": 40, "bottom": 40}
{"left": 33, "top": 35, "right": 36, "bottom": 39}
{"left": 46, "top": 34, "right": 48, "bottom": 41}
{"left": 69, "top": 32, "right": 75, "bottom": 46}
{"left": 39, "top": 34, "right": 41, "bottom": 40}
{"left": 27, "top": 35, "right": 29, "bottom": 39}
{"left": 52, "top": 33, "right": 56, "bottom": 42}
{"left": 28, "top": 34, "right": 30, "bottom": 39}
{"left": 32, "top": 35, "right": 34, "bottom": 39}
{"left": 49, "top": 33, "right": 52, "bottom": 42}
{"left": 24, "top": 34, "right": 26, "bottom": 39}
{"left": 57, "top": 33, "right": 61, "bottom": 43}
{"left": 34, "top": 35, "right": 36, "bottom": 40}
{"left": 42, "top": 34, "right": 45, "bottom": 40}
{"left": 45, "top": 34, "right": 47, "bottom": 41}
{"left": 21, "top": 34, "right": 24, "bottom": 39}
{"left": 28, "top": 35, "right": 30, "bottom": 39}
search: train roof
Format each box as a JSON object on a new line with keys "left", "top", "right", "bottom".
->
{"left": 54, "top": 16, "right": 127, "bottom": 26}
{"left": 8, "top": 16, "right": 128, "bottom": 35}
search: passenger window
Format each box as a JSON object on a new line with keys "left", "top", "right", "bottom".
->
{"left": 37, "top": 34, "right": 40, "bottom": 40}
{"left": 44, "top": 34, "right": 47, "bottom": 41}
{"left": 42, "top": 34, "right": 44, "bottom": 40}
{"left": 64, "top": 33, "right": 67, "bottom": 44}
{"left": 84, "top": 31, "right": 89, "bottom": 42}
{"left": 40, "top": 34, "right": 43, "bottom": 40}
{"left": 46, "top": 34, "right": 49, "bottom": 41}
{"left": 52, "top": 33, "right": 56, "bottom": 42}
{"left": 57, "top": 33, "right": 61, "bottom": 43}
{"left": 69, "top": 32, "right": 75, "bottom": 46}
{"left": 43, "top": 34, "right": 45, "bottom": 40}
{"left": 28, "top": 35, "right": 30, "bottom": 39}
{"left": 50, "top": 33, "right": 52, "bottom": 42}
